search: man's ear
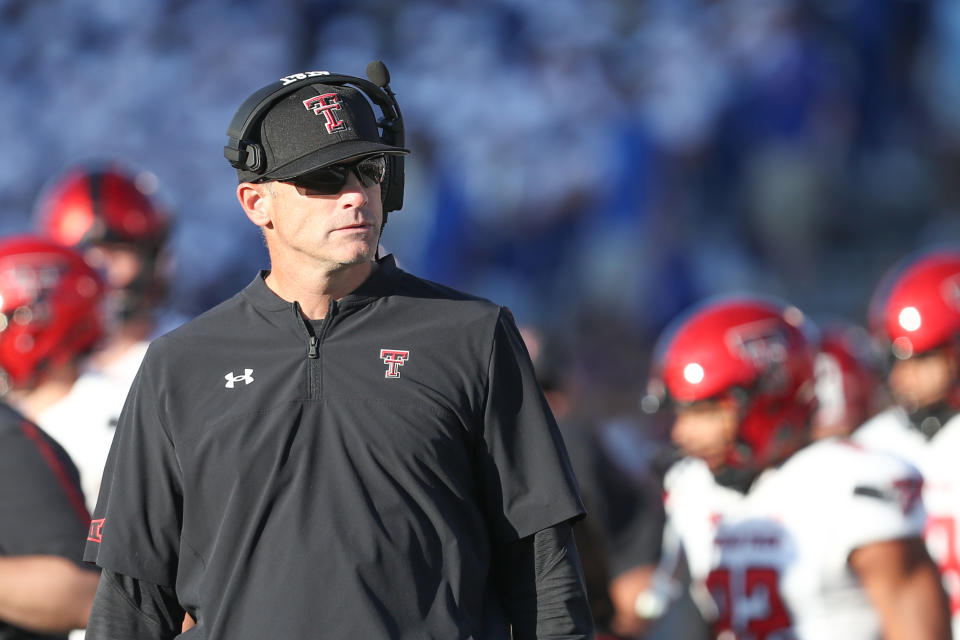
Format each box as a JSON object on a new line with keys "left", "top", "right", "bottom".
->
{"left": 237, "top": 182, "right": 273, "bottom": 228}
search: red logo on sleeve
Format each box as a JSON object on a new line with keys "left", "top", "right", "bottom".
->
{"left": 893, "top": 477, "right": 924, "bottom": 515}
{"left": 87, "top": 518, "right": 105, "bottom": 543}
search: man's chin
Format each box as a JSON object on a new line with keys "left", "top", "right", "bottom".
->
{"left": 330, "top": 249, "right": 377, "bottom": 270}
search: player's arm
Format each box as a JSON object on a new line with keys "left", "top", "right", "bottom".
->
{"left": 0, "top": 418, "right": 100, "bottom": 633}
{"left": 0, "top": 555, "right": 98, "bottom": 632}
{"left": 849, "top": 536, "right": 950, "bottom": 640}
{"left": 85, "top": 568, "right": 185, "bottom": 640}
{"left": 839, "top": 447, "right": 950, "bottom": 640}
{"left": 605, "top": 469, "right": 667, "bottom": 637}
{"left": 608, "top": 565, "right": 656, "bottom": 635}
{"left": 493, "top": 520, "right": 594, "bottom": 640}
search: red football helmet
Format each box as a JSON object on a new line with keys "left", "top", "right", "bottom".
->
{"left": 34, "top": 164, "right": 170, "bottom": 321}
{"left": 869, "top": 249, "right": 960, "bottom": 360}
{"left": 812, "top": 324, "right": 885, "bottom": 437}
{"left": 35, "top": 165, "right": 168, "bottom": 249}
{"left": 650, "top": 297, "right": 817, "bottom": 473}
{"left": 0, "top": 236, "right": 105, "bottom": 393}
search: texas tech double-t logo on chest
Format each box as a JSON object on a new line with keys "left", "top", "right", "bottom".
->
{"left": 379, "top": 349, "right": 410, "bottom": 379}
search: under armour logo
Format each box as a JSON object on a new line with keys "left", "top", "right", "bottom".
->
{"left": 303, "top": 93, "right": 348, "bottom": 134}
{"left": 87, "top": 518, "right": 105, "bottom": 544}
{"left": 380, "top": 349, "right": 410, "bottom": 378}
{"left": 225, "top": 369, "right": 255, "bottom": 388}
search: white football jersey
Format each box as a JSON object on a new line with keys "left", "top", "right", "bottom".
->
{"left": 87, "top": 339, "right": 150, "bottom": 391}
{"left": 35, "top": 341, "right": 149, "bottom": 512}
{"left": 665, "top": 438, "right": 925, "bottom": 640}
{"left": 854, "top": 406, "right": 960, "bottom": 637}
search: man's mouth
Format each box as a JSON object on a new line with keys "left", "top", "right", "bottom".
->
{"left": 335, "top": 222, "right": 372, "bottom": 231}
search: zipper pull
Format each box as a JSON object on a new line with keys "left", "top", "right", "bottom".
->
{"left": 307, "top": 336, "right": 319, "bottom": 359}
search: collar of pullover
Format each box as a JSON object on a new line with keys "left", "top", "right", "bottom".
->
{"left": 242, "top": 254, "right": 400, "bottom": 314}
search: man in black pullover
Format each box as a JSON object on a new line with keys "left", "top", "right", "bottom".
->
{"left": 84, "top": 63, "right": 594, "bottom": 639}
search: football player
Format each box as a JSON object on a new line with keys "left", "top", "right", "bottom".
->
{"left": 34, "top": 163, "right": 174, "bottom": 386}
{"left": 0, "top": 235, "right": 103, "bottom": 638}
{"left": 31, "top": 165, "right": 178, "bottom": 509}
{"left": 649, "top": 296, "right": 949, "bottom": 639}
{"left": 857, "top": 249, "right": 960, "bottom": 636}
{"left": 0, "top": 234, "right": 115, "bottom": 511}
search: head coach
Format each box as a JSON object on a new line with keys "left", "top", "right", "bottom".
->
{"left": 82, "top": 62, "right": 594, "bottom": 639}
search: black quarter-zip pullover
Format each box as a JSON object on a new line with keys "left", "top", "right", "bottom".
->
{"left": 85, "top": 255, "right": 584, "bottom": 639}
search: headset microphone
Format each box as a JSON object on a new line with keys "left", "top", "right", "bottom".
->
{"left": 365, "top": 60, "right": 405, "bottom": 214}
{"left": 365, "top": 60, "right": 390, "bottom": 89}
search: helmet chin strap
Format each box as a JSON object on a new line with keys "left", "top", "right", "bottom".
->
{"left": 908, "top": 400, "right": 957, "bottom": 440}
{"left": 713, "top": 464, "right": 761, "bottom": 494}
{"left": 899, "top": 339, "right": 960, "bottom": 439}
{"left": 715, "top": 421, "right": 808, "bottom": 494}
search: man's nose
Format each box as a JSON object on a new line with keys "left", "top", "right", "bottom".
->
{"left": 338, "top": 171, "right": 369, "bottom": 205}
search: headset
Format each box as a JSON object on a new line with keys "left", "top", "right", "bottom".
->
{"left": 224, "top": 61, "right": 406, "bottom": 213}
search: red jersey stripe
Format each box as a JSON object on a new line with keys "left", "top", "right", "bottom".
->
{"left": 18, "top": 420, "right": 91, "bottom": 526}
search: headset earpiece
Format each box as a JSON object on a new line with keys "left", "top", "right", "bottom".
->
{"left": 244, "top": 143, "right": 264, "bottom": 173}
{"left": 223, "top": 63, "right": 406, "bottom": 212}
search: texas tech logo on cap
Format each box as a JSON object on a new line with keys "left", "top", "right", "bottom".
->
{"left": 303, "top": 93, "right": 348, "bottom": 134}
{"left": 380, "top": 349, "right": 410, "bottom": 378}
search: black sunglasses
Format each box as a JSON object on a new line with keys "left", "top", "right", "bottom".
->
{"left": 286, "top": 155, "right": 387, "bottom": 194}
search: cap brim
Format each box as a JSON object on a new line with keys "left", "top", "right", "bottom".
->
{"left": 264, "top": 141, "right": 409, "bottom": 182}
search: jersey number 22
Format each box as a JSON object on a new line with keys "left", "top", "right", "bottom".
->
{"left": 706, "top": 566, "right": 792, "bottom": 640}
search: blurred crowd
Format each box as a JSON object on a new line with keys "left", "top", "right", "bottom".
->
{"left": 1, "top": 0, "right": 960, "bottom": 416}
{"left": 3, "top": 0, "right": 960, "bottom": 638}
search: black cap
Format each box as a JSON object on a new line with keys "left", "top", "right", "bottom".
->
{"left": 237, "top": 83, "right": 408, "bottom": 184}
